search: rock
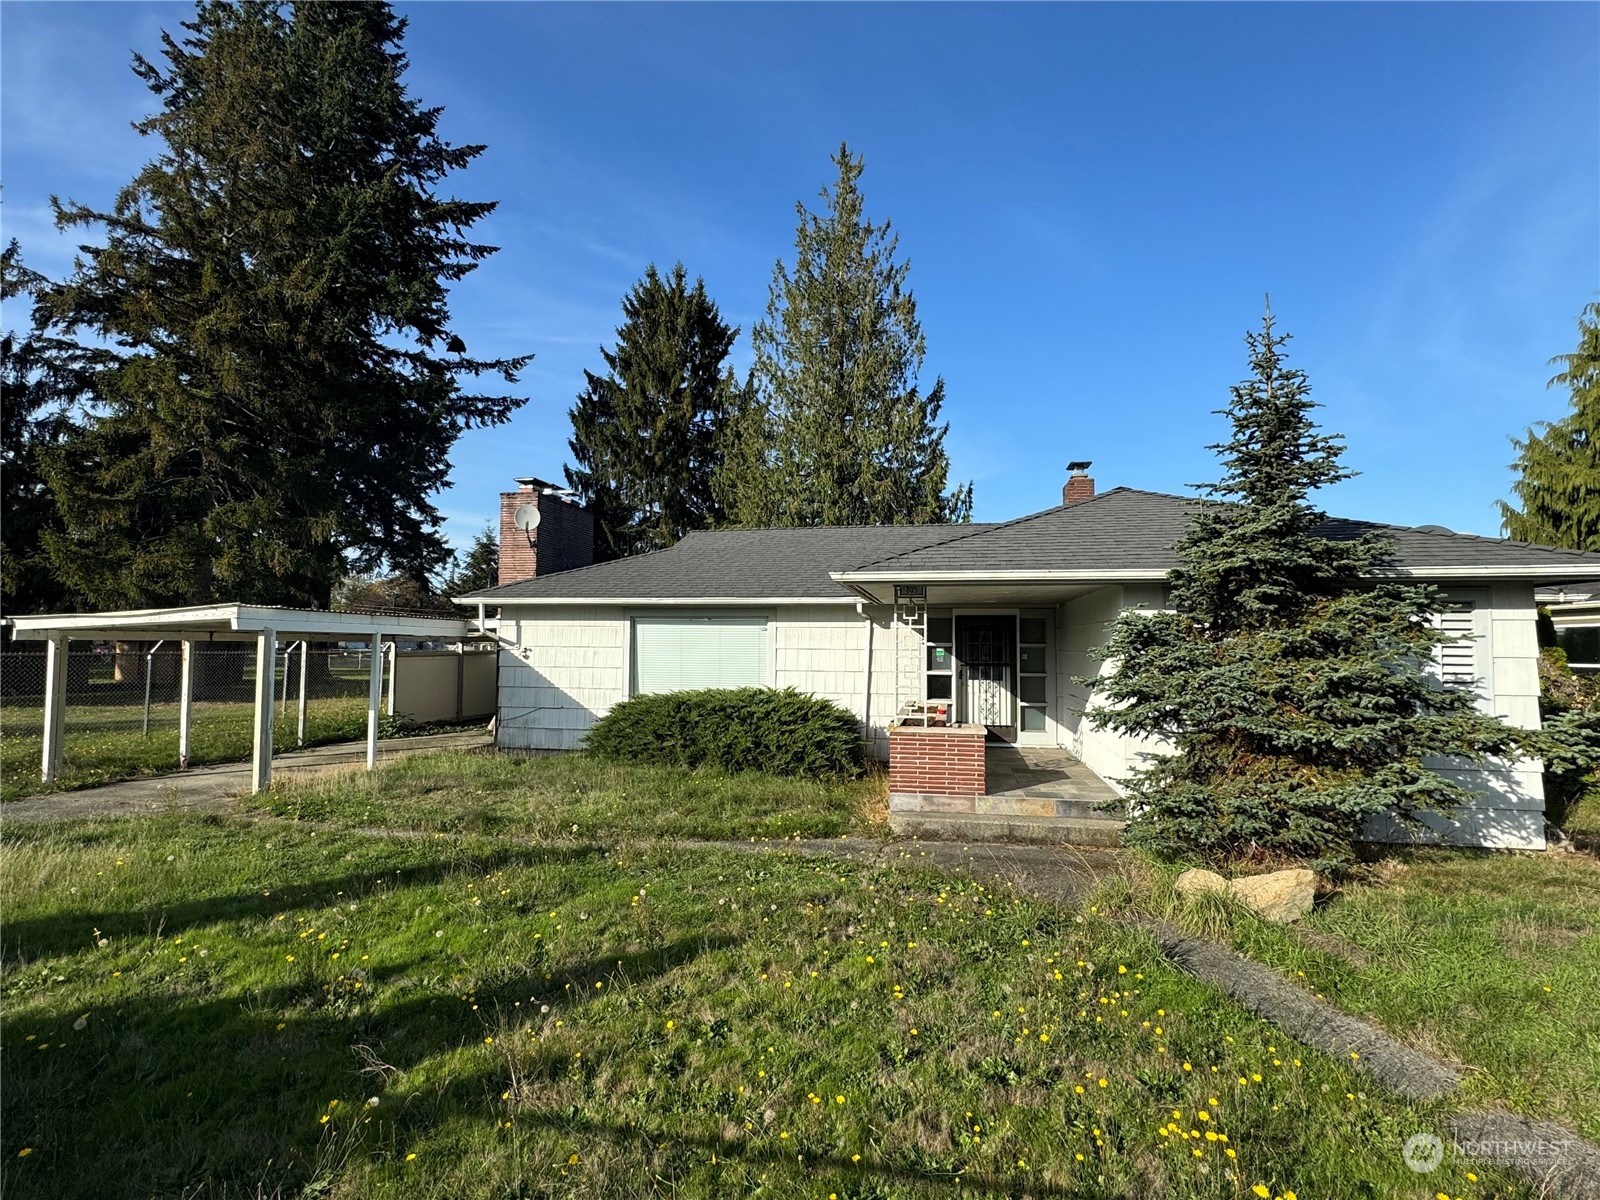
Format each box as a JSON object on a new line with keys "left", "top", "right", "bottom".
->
{"left": 1174, "top": 868, "right": 1228, "bottom": 898}
{"left": 1226, "top": 868, "right": 1319, "bottom": 924}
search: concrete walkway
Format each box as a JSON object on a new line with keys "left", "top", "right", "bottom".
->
{"left": 0, "top": 729, "right": 492, "bottom": 824}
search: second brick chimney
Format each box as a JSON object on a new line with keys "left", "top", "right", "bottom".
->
{"left": 1063, "top": 461, "right": 1095, "bottom": 504}
{"left": 498, "top": 477, "right": 595, "bottom": 585}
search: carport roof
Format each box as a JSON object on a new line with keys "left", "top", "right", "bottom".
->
{"left": 5, "top": 603, "right": 476, "bottom": 643}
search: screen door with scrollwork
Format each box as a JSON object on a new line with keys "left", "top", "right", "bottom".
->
{"left": 955, "top": 615, "right": 1016, "bottom": 741}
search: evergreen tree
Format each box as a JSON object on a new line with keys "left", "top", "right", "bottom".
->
{"left": 566, "top": 263, "right": 738, "bottom": 560}
{"left": 1499, "top": 301, "right": 1600, "bottom": 551}
{"left": 0, "top": 242, "right": 104, "bottom": 618}
{"left": 1091, "top": 310, "right": 1534, "bottom": 866}
{"left": 719, "top": 143, "right": 971, "bottom": 527}
{"left": 445, "top": 525, "right": 499, "bottom": 594}
{"left": 37, "top": 0, "right": 528, "bottom": 610}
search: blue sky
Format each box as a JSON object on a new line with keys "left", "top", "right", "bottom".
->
{"left": 3, "top": 2, "right": 1596, "bottom": 554}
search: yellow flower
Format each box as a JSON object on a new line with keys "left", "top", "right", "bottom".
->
{"left": 17, "top": 1149, "right": 32, "bottom": 1158}
{"left": 835, "top": 1095, "right": 846, "bottom": 1105}
{"left": 1253, "top": 1186, "right": 1271, "bottom": 1198}
{"left": 405, "top": 1153, "right": 418, "bottom": 1162}
{"left": 568, "top": 1153, "right": 580, "bottom": 1164}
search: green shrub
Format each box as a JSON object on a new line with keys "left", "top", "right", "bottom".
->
{"left": 583, "top": 687, "right": 863, "bottom": 779}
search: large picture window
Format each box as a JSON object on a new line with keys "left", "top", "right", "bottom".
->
{"left": 632, "top": 617, "right": 769, "bottom": 695}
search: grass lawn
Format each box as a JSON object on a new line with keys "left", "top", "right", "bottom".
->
{"left": 0, "top": 815, "right": 1521, "bottom": 1200}
{"left": 245, "top": 748, "right": 888, "bottom": 841}
{"left": 1, "top": 695, "right": 374, "bottom": 802}
{"left": 1093, "top": 851, "right": 1600, "bottom": 1143}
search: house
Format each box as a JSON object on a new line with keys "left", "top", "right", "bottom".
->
{"left": 459, "top": 469, "right": 1600, "bottom": 851}
{"left": 1537, "top": 583, "right": 1600, "bottom": 672}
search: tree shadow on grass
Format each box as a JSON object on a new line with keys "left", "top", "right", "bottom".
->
{"left": 1, "top": 932, "right": 736, "bottom": 1200}
{"left": 506, "top": 1106, "right": 1119, "bottom": 1199}
{"left": 1, "top": 841, "right": 611, "bottom": 962}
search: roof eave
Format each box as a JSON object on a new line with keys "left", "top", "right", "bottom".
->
{"left": 463, "top": 594, "right": 862, "bottom": 607}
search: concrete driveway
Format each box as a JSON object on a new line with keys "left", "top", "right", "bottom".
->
{"left": 1, "top": 729, "right": 492, "bottom": 824}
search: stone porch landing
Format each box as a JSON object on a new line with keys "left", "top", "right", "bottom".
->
{"left": 888, "top": 745, "right": 1126, "bottom": 847}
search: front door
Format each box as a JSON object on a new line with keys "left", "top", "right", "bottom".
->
{"left": 956, "top": 615, "right": 1016, "bottom": 741}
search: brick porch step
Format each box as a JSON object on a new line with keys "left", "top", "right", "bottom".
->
{"left": 887, "top": 809, "right": 1125, "bottom": 849}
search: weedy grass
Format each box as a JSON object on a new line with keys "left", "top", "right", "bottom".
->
{"left": 1091, "top": 850, "right": 1600, "bottom": 1142}
{"left": 2, "top": 815, "right": 1521, "bottom": 1199}
{"left": 245, "top": 748, "right": 890, "bottom": 841}
{"left": 1, "top": 695, "right": 373, "bottom": 801}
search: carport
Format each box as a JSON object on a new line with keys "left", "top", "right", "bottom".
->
{"left": 6, "top": 604, "right": 487, "bottom": 793}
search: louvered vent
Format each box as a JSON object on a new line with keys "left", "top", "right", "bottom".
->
{"left": 1436, "top": 606, "right": 1478, "bottom": 686}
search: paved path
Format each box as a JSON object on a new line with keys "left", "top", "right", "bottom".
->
{"left": 0, "top": 729, "right": 492, "bottom": 824}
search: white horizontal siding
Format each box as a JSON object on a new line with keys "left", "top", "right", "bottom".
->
{"left": 497, "top": 606, "right": 628, "bottom": 751}
{"left": 1376, "top": 583, "right": 1547, "bottom": 849}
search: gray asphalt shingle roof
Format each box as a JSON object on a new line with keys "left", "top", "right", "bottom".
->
{"left": 461, "top": 523, "right": 991, "bottom": 601}
{"left": 460, "top": 488, "right": 1600, "bottom": 604}
{"left": 845, "top": 488, "right": 1600, "bottom": 574}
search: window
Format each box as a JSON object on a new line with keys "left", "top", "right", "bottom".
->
{"left": 632, "top": 618, "right": 768, "bottom": 695}
{"left": 1018, "top": 608, "right": 1050, "bottom": 736}
{"left": 925, "top": 611, "right": 954, "bottom": 703}
{"left": 1557, "top": 625, "right": 1600, "bottom": 668}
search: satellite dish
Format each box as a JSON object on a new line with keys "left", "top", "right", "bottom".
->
{"left": 513, "top": 503, "right": 541, "bottom": 532}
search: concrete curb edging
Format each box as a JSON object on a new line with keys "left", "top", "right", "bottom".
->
{"left": 1137, "top": 918, "right": 1462, "bottom": 1100}
{"left": 1140, "top": 917, "right": 1600, "bottom": 1199}
{"left": 1446, "top": 1111, "right": 1600, "bottom": 1200}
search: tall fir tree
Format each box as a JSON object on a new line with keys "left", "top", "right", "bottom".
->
{"left": 445, "top": 525, "right": 499, "bottom": 594}
{"left": 1499, "top": 301, "right": 1600, "bottom": 551}
{"left": 0, "top": 242, "right": 104, "bottom": 618}
{"left": 1091, "top": 310, "right": 1534, "bottom": 866}
{"left": 719, "top": 143, "right": 971, "bottom": 527}
{"left": 566, "top": 263, "right": 738, "bottom": 560}
{"left": 37, "top": 0, "right": 528, "bottom": 610}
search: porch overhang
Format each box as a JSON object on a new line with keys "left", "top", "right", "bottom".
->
{"left": 828, "top": 571, "right": 1164, "bottom": 607}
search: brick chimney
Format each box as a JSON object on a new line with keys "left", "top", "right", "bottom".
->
{"left": 1063, "top": 461, "right": 1095, "bottom": 504}
{"left": 498, "top": 477, "right": 595, "bottom": 585}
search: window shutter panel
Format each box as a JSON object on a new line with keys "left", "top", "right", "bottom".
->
{"left": 1435, "top": 605, "right": 1478, "bottom": 687}
{"left": 633, "top": 618, "right": 768, "bottom": 694}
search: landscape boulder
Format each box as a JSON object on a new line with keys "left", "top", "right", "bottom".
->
{"left": 1174, "top": 868, "right": 1228, "bottom": 898}
{"left": 1226, "top": 868, "right": 1319, "bottom": 924}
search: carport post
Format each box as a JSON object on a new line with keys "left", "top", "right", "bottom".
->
{"left": 178, "top": 639, "right": 195, "bottom": 769}
{"left": 296, "top": 640, "right": 309, "bottom": 747}
{"left": 366, "top": 632, "right": 384, "bottom": 770}
{"left": 40, "top": 635, "right": 69, "bottom": 785}
{"left": 250, "top": 628, "right": 277, "bottom": 794}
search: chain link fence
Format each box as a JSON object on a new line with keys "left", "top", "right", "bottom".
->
{"left": 1, "top": 642, "right": 390, "bottom": 798}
